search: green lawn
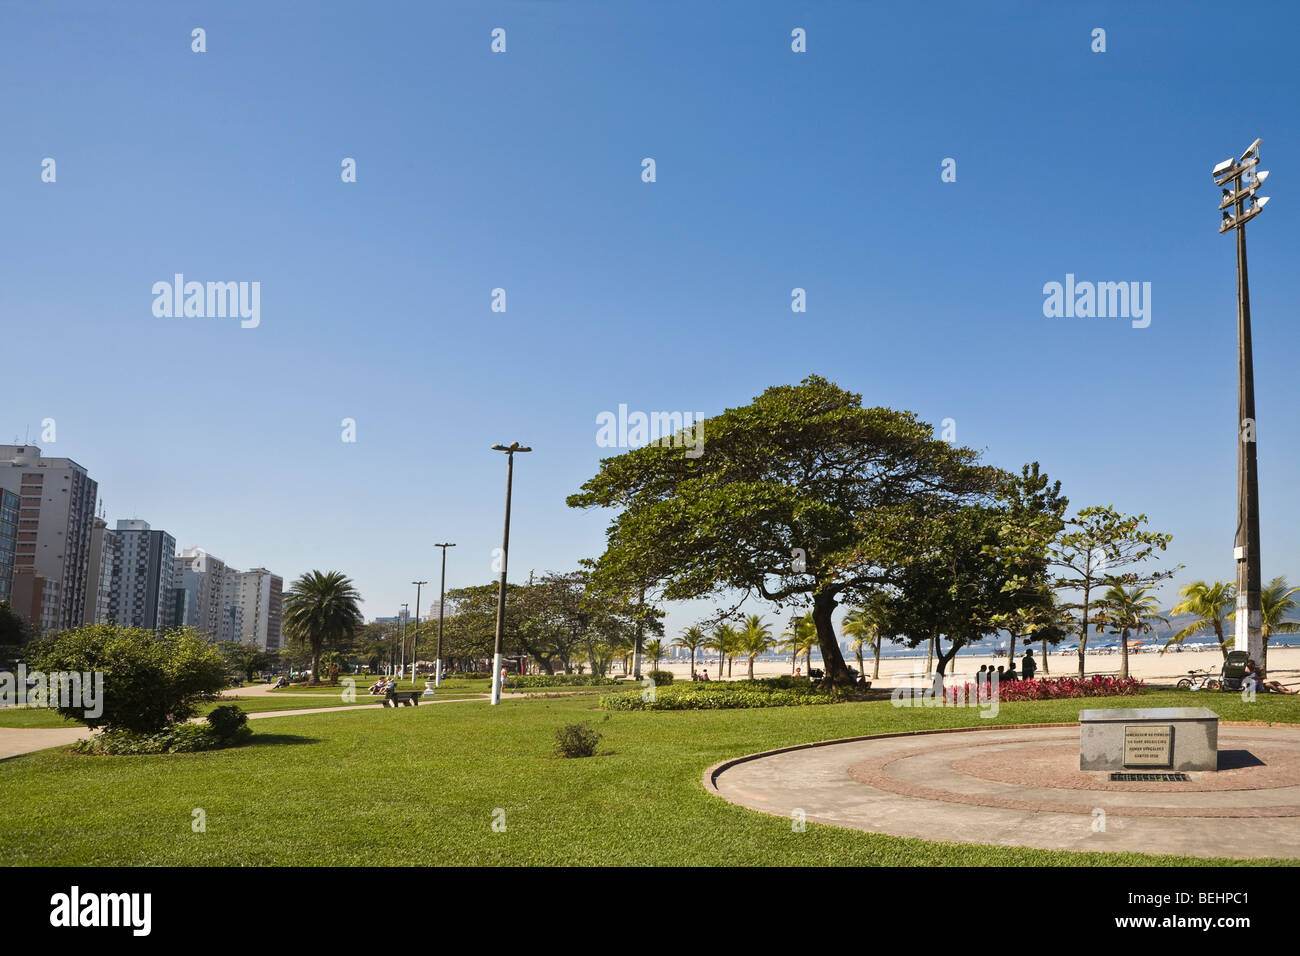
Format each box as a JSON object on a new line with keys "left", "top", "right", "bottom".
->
{"left": 0, "top": 692, "right": 489, "bottom": 727}
{"left": 2, "top": 688, "right": 1297, "bottom": 866}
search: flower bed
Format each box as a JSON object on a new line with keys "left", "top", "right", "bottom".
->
{"left": 952, "top": 675, "right": 1143, "bottom": 703}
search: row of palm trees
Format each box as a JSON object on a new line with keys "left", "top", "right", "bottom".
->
{"left": 667, "top": 613, "right": 857, "bottom": 680}
{"left": 1078, "top": 577, "right": 1300, "bottom": 679}
{"left": 659, "top": 575, "right": 1300, "bottom": 684}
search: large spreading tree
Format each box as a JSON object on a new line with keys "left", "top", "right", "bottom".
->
{"left": 567, "top": 376, "right": 1010, "bottom": 688}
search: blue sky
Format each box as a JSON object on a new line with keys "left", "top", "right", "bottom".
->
{"left": 3, "top": 1, "right": 1298, "bottom": 641}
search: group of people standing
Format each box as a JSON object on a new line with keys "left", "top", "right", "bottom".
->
{"left": 975, "top": 649, "right": 1037, "bottom": 686}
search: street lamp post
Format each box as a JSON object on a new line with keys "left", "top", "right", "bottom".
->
{"left": 1213, "top": 138, "right": 1271, "bottom": 665}
{"left": 434, "top": 542, "right": 456, "bottom": 686}
{"left": 398, "top": 603, "right": 409, "bottom": 679}
{"left": 490, "top": 442, "right": 531, "bottom": 706}
{"left": 411, "top": 580, "right": 428, "bottom": 684}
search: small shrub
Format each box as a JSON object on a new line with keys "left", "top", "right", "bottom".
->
{"left": 554, "top": 722, "right": 602, "bottom": 758}
{"left": 645, "top": 670, "right": 674, "bottom": 686}
{"left": 205, "top": 704, "right": 250, "bottom": 741}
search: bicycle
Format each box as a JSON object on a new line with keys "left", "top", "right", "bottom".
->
{"left": 1176, "top": 668, "right": 1220, "bottom": 691}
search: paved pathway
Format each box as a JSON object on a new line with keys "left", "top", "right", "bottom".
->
{"left": 707, "top": 724, "right": 1300, "bottom": 859}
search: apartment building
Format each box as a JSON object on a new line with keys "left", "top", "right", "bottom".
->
{"left": 222, "top": 567, "right": 283, "bottom": 651}
{"left": 0, "top": 445, "right": 98, "bottom": 634}
{"left": 104, "top": 519, "right": 176, "bottom": 631}
{"left": 172, "top": 547, "right": 231, "bottom": 640}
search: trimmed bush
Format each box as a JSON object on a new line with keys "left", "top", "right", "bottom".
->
{"left": 507, "top": 674, "right": 622, "bottom": 688}
{"left": 25, "top": 625, "right": 229, "bottom": 734}
{"left": 645, "top": 670, "right": 674, "bottom": 686}
{"left": 554, "top": 722, "right": 602, "bottom": 758}
{"left": 600, "top": 681, "right": 837, "bottom": 711}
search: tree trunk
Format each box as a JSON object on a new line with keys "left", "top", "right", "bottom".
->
{"left": 1216, "top": 621, "right": 1229, "bottom": 661}
{"left": 873, "top": 638, "right": 882, "bottom": 679}
{"left": 855, "top": 648, "right": 864, "bottom": 680}
{"left": 926, "top": 634, "right": 935, "bottom": 675}
{"left": 310, "top": 639, "right": 323, "bottom": 686}
{"left": 748, "top": 655, "right": 755, "bottom": 680}
{"left": 1119, "top": 627, "right": 1130, "bottom": 680}
{"left": 1262, "top": 635, "right": 1269, "bottom": 674}
{"left": 933, "top": 645, "right": 958, "bottom": 695}
{"left": 811, "top": 592, "right": 854, "bottom": 687}
{"left": 1041, "top": 637, "right": 1050, "bottom": 675}
{"left": 1077, "top": 584, "right": 1091, "bottom": 678}
{"left": 1009, "top": 631, "right": 1018, "bottom": 662}
{"left": 689, "top": 649, "right": 695, "bottom": 677}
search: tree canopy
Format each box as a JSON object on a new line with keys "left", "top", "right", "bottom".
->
{"left": 568, "top": 375, "right": 1013, "bottom": 686}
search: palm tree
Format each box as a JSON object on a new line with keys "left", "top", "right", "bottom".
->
{"left": 674, "top": 626, "right": 708, "bottom": 678}
{"left": 708, "top": 624, "right": 740, "bottom": 679}
{"left": 736, "top": 614, "right": 774, "bottom": 680}
{"left": 841, "top": 608, "right": 876, "bottom": 682}
{"left": 1097, "top": 583, "right": 1167, "bottom": 680}
{"left": 1165, "top": 581, "right": 1235, "bottom": 659}
{"left": 1231, "top": 576, "right": 1300, "bottom": 673}
{"left": 282, "top": 571, "right": 364, "bottom": 685}
{"left": 644, "top": 638, "right": 664, "bottom": 670}
{"left": 780, "top": 613, "right": 817, "bottom": 675}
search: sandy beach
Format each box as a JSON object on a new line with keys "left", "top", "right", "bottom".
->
{"left": 647, "top": 644, "right": 1300, "bottom": 689}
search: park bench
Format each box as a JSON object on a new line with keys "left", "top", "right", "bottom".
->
{"left": 383, "top": 691, "right": 421, "bottom": 707}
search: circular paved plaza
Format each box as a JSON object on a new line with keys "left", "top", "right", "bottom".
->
{"left": 706, "top": 724, "right": 1300, "bottom": 859}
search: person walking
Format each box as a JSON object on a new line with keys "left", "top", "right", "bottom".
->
{"left": 1021, "top": 649, "right": 1037, "bottom": 680}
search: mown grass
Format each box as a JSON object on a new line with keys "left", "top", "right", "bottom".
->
{"left": 1, "top": 688, "right": 1297, "bottom": 866}
{"left": 0, "top": 694, "right": 494, "bottom": 728}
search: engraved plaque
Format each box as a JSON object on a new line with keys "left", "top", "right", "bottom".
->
{"left": 1123, "top": 724, "right": 1173, "bottom": 768}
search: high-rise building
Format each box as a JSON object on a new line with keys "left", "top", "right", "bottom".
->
{"left": 222, "top": 567, "right": 283, "bottom": 651}
{"left": 172, "top": 548, "right": 231, "bottom": 640}
{"left": 106, "top": 519, "right": 177, "bottom": 631}
{"left": 220, "top": 602, "right": 244, "bottom": 644}
{"left": 0, "top": 488, "right": 18, "bottom": 605}
{"left": 82, "top": 516, "right": 119, "bottom": 625}
{"left": 0, "top": 446, "right": 98, "bottom": 634}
